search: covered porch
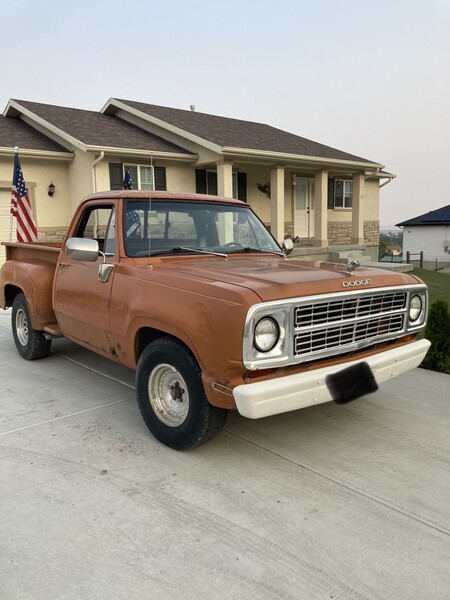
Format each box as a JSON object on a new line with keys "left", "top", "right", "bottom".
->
{"left": 205, "top": 157, "right": 391, "bottom": 261}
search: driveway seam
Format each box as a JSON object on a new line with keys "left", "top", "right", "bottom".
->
{"left": 227, "top": 431, "right": 450, "bottom": 538}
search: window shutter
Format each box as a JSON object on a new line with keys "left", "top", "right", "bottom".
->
{"left": 237, "top": 172, "right": 247, "bottom": 202}
{"left": 207, "top": 171, "right": 218, "bottom": 196}
{"left": 109, "top": 163, "right": 123, "bottom": 190}
{"left": 195, "top": 169, "right": 207, "bottom": 194}
{"left": 154, "top": 166, "right": 167, "bottom": 191}
{"left": 327, "top": 178, "right": 335, "bottom": 209}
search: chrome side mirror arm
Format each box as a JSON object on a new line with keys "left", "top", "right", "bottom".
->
{"left": 98, "top": 251, "right": 114, "bottom": 283}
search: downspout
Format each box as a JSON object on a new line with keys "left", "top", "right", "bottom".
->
{"left": 379, "top": 175, "right": 396, "bottom": 189}
{"left": 92, "top": 151, "right": 105, "bottom": 193}
{"left": 364, "top": 167, "right": 396, "bottom": 189}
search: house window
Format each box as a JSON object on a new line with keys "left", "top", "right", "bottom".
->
{"left": 195, "top": 169, "right": 247, "bottom": 201}
{"left": 109, "top": 163, "right": 167, "bottom": 191}
{"left": 334, "top": 180, "right": 353, "bottom": 208}
{"left": 124, "top": 165, "right": 154, "bottom": 190}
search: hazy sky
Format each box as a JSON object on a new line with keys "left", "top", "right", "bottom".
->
{"left": 1, "top": 0, "right": 449, "bottom": 226}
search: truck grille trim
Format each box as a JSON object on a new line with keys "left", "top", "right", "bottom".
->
{"left": 295, "top": 291, "right": 407, "bottom": 328}
{"left": 293, "top": 291, "right": 407, "bottom": 358}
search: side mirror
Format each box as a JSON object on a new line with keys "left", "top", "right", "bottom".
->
{"left": 65, "top": 237, "right": 99, "bottom": 262}
{"left": 282, "top": 238, "right": 294, "bottom": 255}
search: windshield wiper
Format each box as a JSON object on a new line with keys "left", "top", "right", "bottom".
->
{"left": 150, "top": 246, "right": 228, "bottom": 258}
{"left": 227, "top": 246, "right": 285, "bottom": 257}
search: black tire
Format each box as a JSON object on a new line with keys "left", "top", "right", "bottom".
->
{"left": 11, "top": 294, "right": 52, "bottom": 360}
{"left": 136, "top": 337, "right": 227, "bottom": 450}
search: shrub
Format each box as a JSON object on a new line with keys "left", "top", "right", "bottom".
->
{"left": 423, "top": 299, "right": 450, "bottom": 374}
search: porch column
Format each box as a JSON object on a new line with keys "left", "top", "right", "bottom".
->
{"left": 217, "top": 161, "right": 233, "bottom": 197}
{"left": 314, "top": 170, "right": 329, "bottom": 246}
{"left": 270, "top": 166, "right": 285, "bottom": 243}
{"left": 351, "top": 174, "right": 365, "bottom": 245}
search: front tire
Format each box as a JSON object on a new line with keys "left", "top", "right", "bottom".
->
{"left": 136, "top": 337, "right": 227, "bottom": 450}
{"left": 11, "top": 294, "right": 52, "bottom": 360}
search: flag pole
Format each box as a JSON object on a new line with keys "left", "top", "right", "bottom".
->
{"left": 9, "top": 146, "right": 19, "bottom": 242}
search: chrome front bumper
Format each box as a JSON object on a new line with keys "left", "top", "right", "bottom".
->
{"left": 233, "top": 338, "right": 431, "bottom": 419}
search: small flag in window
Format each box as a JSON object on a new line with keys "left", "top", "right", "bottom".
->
{"left": 123, "top": 169, "right": 133, "bottom": 190}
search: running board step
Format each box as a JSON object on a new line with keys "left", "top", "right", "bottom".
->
{"left": 43, "top": 323, "right": 62, "bottom": 337}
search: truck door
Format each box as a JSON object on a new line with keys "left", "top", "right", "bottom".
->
{"left": 54, "top": 204, "right": 117, "bottom": 355}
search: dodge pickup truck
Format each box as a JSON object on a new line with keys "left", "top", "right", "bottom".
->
{"left": 0, "top": 191, "right": 430, "bottom": 449}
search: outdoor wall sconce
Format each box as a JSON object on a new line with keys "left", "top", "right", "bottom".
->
{"left": 48, "top": 182, "right": 55, "bottom": 197}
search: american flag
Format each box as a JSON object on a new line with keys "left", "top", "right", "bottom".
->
{"left": 123, "top": 169, "right": 133, "bottom": 190}
{"left": 10, "top": 152, "right": 38, "bottom": 242}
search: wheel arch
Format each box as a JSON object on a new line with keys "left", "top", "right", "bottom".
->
{"left": 133, "top": 324, "right": 237, "bottom": 411}
{"left": 135, "top": 325, "right": 198, "bottom": 365}
{"left": 3, "top": 283, "right": 24, "bottom": 307}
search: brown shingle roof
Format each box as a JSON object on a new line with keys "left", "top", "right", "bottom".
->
{"left": 114, "top": 99, "right": 375, "bottom": 164}
{"left": 12, "top": 100, "right": 194, "bottom": 155}
{"left": 0, "top": 115, "right": 70, "bottom": 153}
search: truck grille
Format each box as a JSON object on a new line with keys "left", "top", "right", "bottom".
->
{"left": 294, "top": 291, "right": 407, "bottom": 359}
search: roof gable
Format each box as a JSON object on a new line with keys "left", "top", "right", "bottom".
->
{"left": 106, "top": 98, "right": 380, "bottom": 165}
{"left": 396, "top": 205, "right": 450, "bottom": 227}
{"left": 6, "top": 100, "right": 194, "bottom": 155}
{"left": 0, "top": 114, "right": 70, "bottom": 154}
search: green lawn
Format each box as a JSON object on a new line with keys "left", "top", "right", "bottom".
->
{"left": 411, "top": 268, "right": 450, "bottom": 307}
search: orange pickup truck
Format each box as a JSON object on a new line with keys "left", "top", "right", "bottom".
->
{"left": 1, "top": 191, "right": 430, "bottom": 449}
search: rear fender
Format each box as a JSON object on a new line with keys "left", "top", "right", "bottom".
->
{"left": 1, "top": 261, "right": 56, "bottom": 330}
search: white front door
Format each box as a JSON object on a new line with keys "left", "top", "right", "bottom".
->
{"left": 293, "top": 178, "right": 315, "bottom": 239}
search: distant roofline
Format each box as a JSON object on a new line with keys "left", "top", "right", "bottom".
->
{"left": 396, "top": 204, "right": 450, "bottom": 227}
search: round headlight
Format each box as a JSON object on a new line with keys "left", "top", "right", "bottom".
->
{"left": 409, "top": 294, "right": 423, "bottom": 322}
{"left": 254, "top": 317, "right": 279, "bottom": 352}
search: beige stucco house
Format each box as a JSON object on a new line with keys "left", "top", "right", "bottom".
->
{"left": 0, "top": 97, "right": 395, "bottom": 265}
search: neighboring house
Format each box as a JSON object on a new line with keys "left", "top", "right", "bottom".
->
{"left": 397, "top": 205, "right": 450, "bottom": 269}
{"left": 0, "top": 97, "right": 395, "bottom": 265}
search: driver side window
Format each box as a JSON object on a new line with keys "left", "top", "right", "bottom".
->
{"left": 75, "top": 206, "right": 116, "bottom": 254}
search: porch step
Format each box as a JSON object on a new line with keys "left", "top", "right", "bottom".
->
{"left": 293, "top": 238, "right": 315, "bottom": 247}
{"left": 331, "top": 249, "right": 372, "bottom": 264}
{"left": 360, "top": 261, "right": 414, "bottom": 273}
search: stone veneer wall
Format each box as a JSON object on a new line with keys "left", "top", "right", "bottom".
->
{"left": 37, "top": 221, "right": 380, "bottom": 248}
{"left": 363, "top": 220, "right": 380, "bottom": 247}
{"left": 38, "top": 227, "right": 68, "bottom": 244}
{"left": 328, "top": 222, "right": 352, "bottom": 245}
{"left": 328, "top": 220, "right": 379, "bottom": 247}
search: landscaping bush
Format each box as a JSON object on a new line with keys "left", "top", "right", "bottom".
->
{"left": 423, "top": 299, "right": 450, "bottom": 374}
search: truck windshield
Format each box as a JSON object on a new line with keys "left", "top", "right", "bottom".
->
{"left": 123, "top": 200, "right": 282, "bottom": 258}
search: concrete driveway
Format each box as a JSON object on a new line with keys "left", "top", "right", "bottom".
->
{"left": 1, "top": 308, "right": 449, "bottom": 600}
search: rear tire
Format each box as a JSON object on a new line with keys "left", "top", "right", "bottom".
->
{"left": 11, "top": 294, "right": 52, "bottom": 360}
{"left": 136, "top": 337, "right": 227, "bottom": 450}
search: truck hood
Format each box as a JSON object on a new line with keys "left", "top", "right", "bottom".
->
{"left": 157, "top": 256, "right": 418, "bottom": 302}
